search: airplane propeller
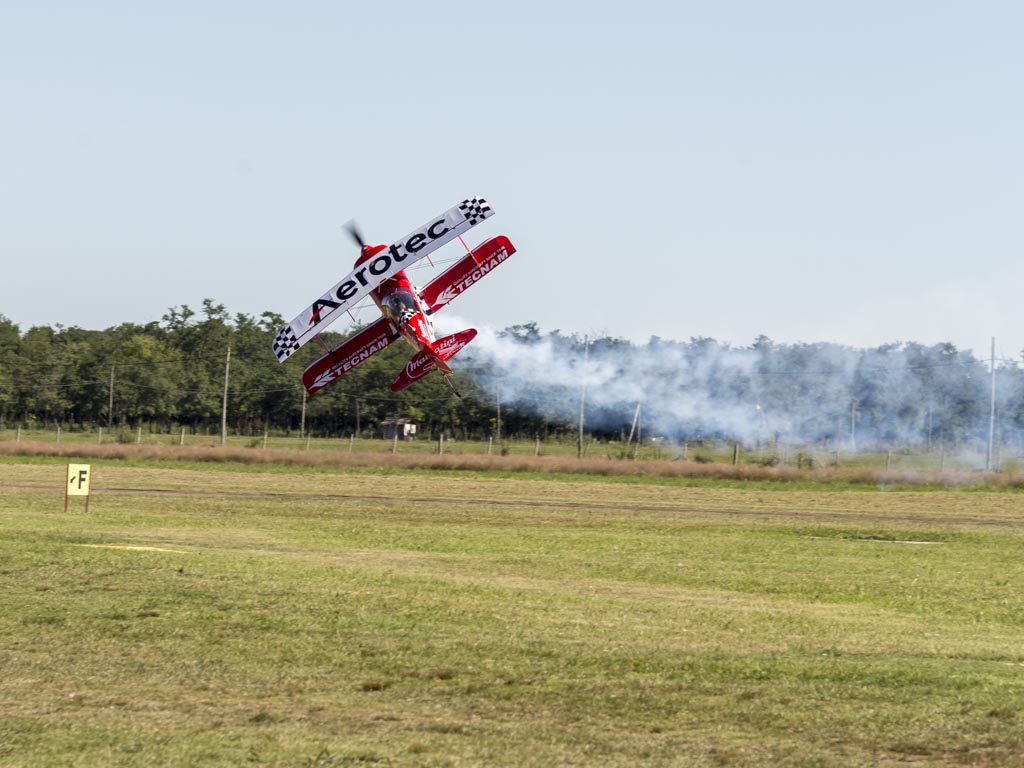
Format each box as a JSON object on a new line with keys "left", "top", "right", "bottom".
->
{"left": 344, "top": 221, "right": 366, "bottom": 250}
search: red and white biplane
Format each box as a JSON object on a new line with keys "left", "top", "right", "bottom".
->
{"left": 271, "top": 196, "right": 515, "bottom": 396}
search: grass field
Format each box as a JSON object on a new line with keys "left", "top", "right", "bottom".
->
{"left": 1, "top": 455, "right": 1023, "bottom": 766}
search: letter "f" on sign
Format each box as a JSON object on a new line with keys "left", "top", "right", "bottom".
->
{"left": 65, "top": 464, "right": 92, "bottom": 512}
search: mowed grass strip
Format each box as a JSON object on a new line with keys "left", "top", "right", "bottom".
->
{"left": 1, "top": 462, "right": 1023, "bottom": 766}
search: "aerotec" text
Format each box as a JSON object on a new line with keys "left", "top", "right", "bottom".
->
{"left": 307, "top": 219, "right": 453, "bottom": 326}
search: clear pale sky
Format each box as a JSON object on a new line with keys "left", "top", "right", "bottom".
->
{"left": 2, "top": 2, "right": 1021, "bottom": 360}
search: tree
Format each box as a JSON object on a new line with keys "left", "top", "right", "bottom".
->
{"left": 0, "top": 315, "right": 21, "bottom": 426}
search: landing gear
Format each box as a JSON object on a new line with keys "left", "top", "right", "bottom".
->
{"left": 443, "top": 374, "right": 462, "bottom": 398}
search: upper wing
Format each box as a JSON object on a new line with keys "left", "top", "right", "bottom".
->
{"left": 301, "top": 316, "right": 395, "bottom": 394}
{"left": 273, "top": 196, "right": 495, "bottom": 363}
{"left": 420, "top": 235, "right": 516, "bottom": 313}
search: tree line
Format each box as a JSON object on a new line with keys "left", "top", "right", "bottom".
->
{"left": 1, "top": 301, "right": 1022, "bottom": 451}
{"left": 0, "top": 301, "right": 515, "bottom": 441}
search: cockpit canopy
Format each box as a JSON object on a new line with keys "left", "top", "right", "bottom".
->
{"left": 380, "top": 288, "right": 419, "bottom": 324}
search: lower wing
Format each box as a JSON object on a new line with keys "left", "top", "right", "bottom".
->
{"left": 302, "top": 317, "right": 395, "bottom": 394}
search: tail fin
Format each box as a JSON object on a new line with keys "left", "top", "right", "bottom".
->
{"left": 423, "top": 340, "right": 454, "bottom": 375}
{"left": 390, "top": 328, "right": 477, "bottom": 393}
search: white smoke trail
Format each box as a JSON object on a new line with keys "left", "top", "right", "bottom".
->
{"left": 435, "top": 314, "right": 1001, "bottom": 448}
{"left": 436, "top": 314, "right": 783, "bottom": 441}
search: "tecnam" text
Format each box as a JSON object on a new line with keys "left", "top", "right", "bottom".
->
{"left": 433, "top": 246, "right": 511, "bottom": 308}
{"left": 311, "top": 336, "right": 390, "bottom": 390}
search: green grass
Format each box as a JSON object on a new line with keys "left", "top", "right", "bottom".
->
{"left": 2, "top": 461, "right": 1024, "bottom": 766}
{"left": 6, "top": 439, "right": 1024, "bottom": 493}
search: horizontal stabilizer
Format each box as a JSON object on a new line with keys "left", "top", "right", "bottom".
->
{"left": 390, "top": 329, "right": 477, "bottom": 393}
{"left": 302, "top": 317, "right": 394, "bottom": 394}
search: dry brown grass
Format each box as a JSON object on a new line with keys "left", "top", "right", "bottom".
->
{"left": 3, "top": 439, "right": 1022, "bottom": 489}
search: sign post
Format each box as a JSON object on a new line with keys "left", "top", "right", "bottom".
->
{"left": 65, "top": 464, "right": 92, "bottom": 512}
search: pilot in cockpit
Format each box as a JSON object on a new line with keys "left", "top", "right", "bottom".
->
{"left": 381, "top": 289, "right": 418, "bottom": 326}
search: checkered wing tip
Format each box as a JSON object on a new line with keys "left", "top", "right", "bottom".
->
{"left": 458, "top": 196, "right": 493, "bottom": 226}
{"left": 272, "top": 326, "right": 300, "bottom": 362}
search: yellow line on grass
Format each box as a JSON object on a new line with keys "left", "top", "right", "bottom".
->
{"left": 77, "top": 544, "right": 190, "bottom": 554}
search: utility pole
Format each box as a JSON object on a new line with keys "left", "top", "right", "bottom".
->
{"left": 850, "top": 399, "right": 857, "bottom": 453}
{"left": 495, "top": 386, "right": 502, "bottom": 443}
{"left": 927, "top": 404, "right": 933, "bottom": 453}
{"left": 107, "top": 366, "right": 114, "bottom": 429}
{"left": 626, "top": 402, "right": 641, "bottom": 453}
{"left": 577, "top": 335, "right": 589, "bottom": 459}
{"left": 986, "top": 336, "right": 996, "bottom": 471}
{"left": 220, "top": 346, "right": 231, "bottom": 446}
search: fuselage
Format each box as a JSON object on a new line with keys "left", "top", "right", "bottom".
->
{"left": 355, "top": 245, "right": 435, "bottom": 353}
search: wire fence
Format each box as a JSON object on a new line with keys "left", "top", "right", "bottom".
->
{"left": 2, "top": 423, "right": 1017, "bottom": 473}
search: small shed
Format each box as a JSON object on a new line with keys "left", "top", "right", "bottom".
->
{"left": 381, "top": 418, "right": 417, "bottom": 440}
